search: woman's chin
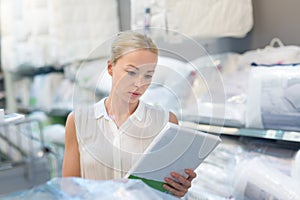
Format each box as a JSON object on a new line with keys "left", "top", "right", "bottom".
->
{"left": 118, "top": 94, "right": 140, "bottom": 104}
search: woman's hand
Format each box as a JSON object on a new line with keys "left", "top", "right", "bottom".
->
{"left": 163, "top": 169, "right": 197, "bottom": 198}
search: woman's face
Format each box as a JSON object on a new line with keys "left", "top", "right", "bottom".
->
{"left": 108, "top": 49, "right": 157, "bottom": 104}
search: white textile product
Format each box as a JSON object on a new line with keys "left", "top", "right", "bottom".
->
{"left": 285, "top": 84, "right": 300, "bottom": 111}
{"left": 131, "top": 0, "right": 253, "bottom": 38}
{"left": 48, "top": 0, "right": 119, "bottom": 63}
{"left": 52, "top": 79, "right": 74, "bottom": 111}
{"left": 233, "top": 158, "right": 300, "bottom": 200}
{"left": 187, "top": 184, "right": 228, "bottom": 200}
{"left": 30, "top": 73, "right": 65, "bottom": 111}
{"left": 291, "top": 150, "right": 300, "bottom": 184}
{"left": 1, "top": 0, "right": 119, "bottom": 69}
{"left": 238, "top": 39, "right": 300, "bottom": 67}
{"left": 3, "top": 178, "right": 178, "bottom": 199}
{"left": 141, "top": 56, "right": 196, "bottom": 115}
{"left": 13, "top": 78, "right": 32, "bottom": 108}
{"left": 1, "top": 0, "right": 54, "bottom": 69}
{"left": 246, "top": 66, "right": 300, "bottom": 131}
{"left": 74, "top": 59, "right": 112, "bottom": 96}
{"left": 167, "top": 0, "right": 254, "bottom": 38}
{"left": 43, "top": 124, "right": 65, "bottom": 144}
{"left": 189, "top": 141, "right": 243, "bottom": 199}
{"left": 181, "top": 53, "right": 247, "bottom": 127}
{"left": 152, "top": 56, "right": 194, "bottom": 87}
{"left": 152, "top": 56, "right": 196, "bottom": 98}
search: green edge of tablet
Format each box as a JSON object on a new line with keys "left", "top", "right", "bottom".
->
{"left": 128, "top": 175, "right": 169, "bottom": 193}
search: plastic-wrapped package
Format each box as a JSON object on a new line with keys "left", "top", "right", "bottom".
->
{"left": 233, "top": 158, "right": 300, "bottom": 200}
{"left": 246, "top": 66, "right": 300, "bottom": 131}
{"left": 52, "top": 79, "right": 74, "bottom": 111}
{"left": 1, "top": 0, "right": 119, "bottom": 70}
{"left": 193, "top": 163, "right": 234, "bottom": 198}
{"left": 189, "top": 142, "right": 244, "bottom": 199}
{"left": 188, "top": 137, "right": 300, "bottom": 200}
{"left": 291, "top": 150, "right": 300, "bottom": 183}
{"left": 43, "top": 124, "right": 65, "bottom": 145}
{"left": 66, "top": 58, "right": 112, "bottom": 97}
{"left": 186, "top": 185, "right": 231, "bottom": 200}
{"left": 30, "top": 73, "right": 65, "bottom": 111}
{"left": 244, "top": 140, "right": 297, "bottom": 176}
{"left": 238, "top": 40, "right": 300, "bottom": 67}
{"left": 13, "top": 77, "right": 32, "bottom": 108}
{"left": 182, "top": 53, "right": 247, "bottom": 127}
{"left": 2, "top": 178, "right": 177, "bottom": 200}
{"left": 139, "top": 56, "right": 196, "bottom": 116}
{"left": 131, "top": 0, "right": 253, "bottom": 38}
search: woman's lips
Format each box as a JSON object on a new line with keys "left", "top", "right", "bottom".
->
{"left": 129, "top": 92, "right": 141, "bottom": 96}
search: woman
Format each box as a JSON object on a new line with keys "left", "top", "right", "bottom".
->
{"left": 62, "top": 31, "right": 196, "bottom": 197}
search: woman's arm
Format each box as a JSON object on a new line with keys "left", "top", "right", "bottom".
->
{"left": 169, "top": 112, "right": 179, "bottom": 125}
{"left": 62, "top": 112, "right": 81, "bottom": 177}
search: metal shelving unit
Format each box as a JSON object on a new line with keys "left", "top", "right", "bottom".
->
{"left": 0, "top": 116, "right": 60, "bottom": 195}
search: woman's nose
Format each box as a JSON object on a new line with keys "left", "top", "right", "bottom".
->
{"left": 134, "top": 76, "right": 144, "bottom": 87}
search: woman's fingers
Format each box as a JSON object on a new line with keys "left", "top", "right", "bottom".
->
{"left": 185, "top": 169, "right": 197, "bottom": 182}
{"left": 170, "top": 172, "right": 191, "bottom": 188}
{"left": 163, "top": 183, "right": 186, "bottom": 198}
{"left": 163, "top": 170, "right": 197, "bottom": 197}
{"left": 164, "top": 176, "right": 188, "bottom": 192}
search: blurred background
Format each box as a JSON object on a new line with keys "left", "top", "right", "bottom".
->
{"left": 0, "top": 0, "right": 299, "bottom": 199}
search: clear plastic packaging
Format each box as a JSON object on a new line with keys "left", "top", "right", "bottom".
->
{"left": 291, "top": 150, "right": 300, "bottom": 183}
{"left": 233, "top": 158, "right": 300, "bottom": 200}
{"left": 2, "top": 178, "right": 178, "bottom": 200}
{"left": 246, "top": 66, "right": 300, "bottom": 131}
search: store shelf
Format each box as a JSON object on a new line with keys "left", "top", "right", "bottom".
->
{"left": 47, "top": 108, "right": 71, "bottom": 117}
{"left": 181, "top": 121, "right": 300, "bottom": 144}
{"left": 3, "top": 64, "right": 67, "bottom": 113}
{"left": 8, "top": 65, "right": 64, "bottom": 77}
{"left": 17, "top": 106, "right": 71, "bottom": 118}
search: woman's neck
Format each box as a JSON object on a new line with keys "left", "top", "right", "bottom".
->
{"left": 105, "top": 95, "right": 139, "bottom": 127}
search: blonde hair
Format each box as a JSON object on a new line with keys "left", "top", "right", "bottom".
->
{"left": 110, "top": 31, "right": 158, "bottom": 64}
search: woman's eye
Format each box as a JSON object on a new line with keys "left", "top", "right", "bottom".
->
{"left": 127, "top": 71, "right": 136, "bottom": 76}
{"left": 144, "top": 75, "right": 153, "bottom": 79}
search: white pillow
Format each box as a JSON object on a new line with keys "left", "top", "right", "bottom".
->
{"left": 284, "top": 83, "right": 300, "bottom": 111}
{"left": 152, "top": 56, "right": 194, "bottom": 86}
{"left": 152, "top": 56, "right": 196, "bottom": 98}
{"left": 142, "top": 56, "right": 197, "bottom": 113}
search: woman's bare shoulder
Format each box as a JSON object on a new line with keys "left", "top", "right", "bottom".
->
{"left": 65, "top": 112, "right": 76, "bottom": 140}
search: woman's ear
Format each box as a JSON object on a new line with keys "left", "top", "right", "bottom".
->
{"left": 107, "top": 60, "right": 113, "bottom": 76}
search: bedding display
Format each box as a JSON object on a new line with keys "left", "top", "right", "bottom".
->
{"left": 1, "top": 1, "right": 300, "bottom": 199}
{"left": 1, "top": 0, "right": 119, "bottom": 70}
{"left": 241, "top": 41, "right": 300, "bottom": 131}
{"left": 2, "top": 137, "right": 299, "bottom": 199}
{"left": 131, "top": 0, "right": 253, "bottom": 38}
{"left": 246, "top": 66, "right": 300, "bottom": 131}
{"left": 187, "top": 137, "right": 300, "bottom": 200}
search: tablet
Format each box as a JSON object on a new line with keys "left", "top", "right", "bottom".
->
{"left": 125, "top": 122, "right": 221, "bottom": 192}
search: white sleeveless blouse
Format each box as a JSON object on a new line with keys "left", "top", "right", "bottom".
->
{"left": 74, "top": 98, "right": 169, "bottom": 180}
